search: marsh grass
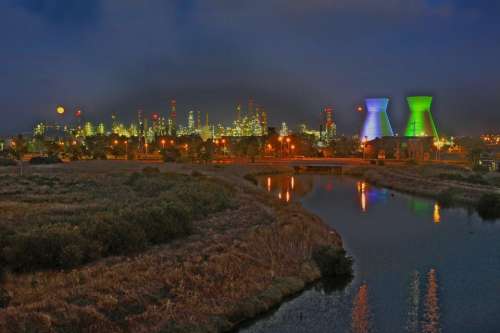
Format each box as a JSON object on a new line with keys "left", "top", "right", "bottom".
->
{"left": 0, "top": 170, "right": 234, "bottom": 272}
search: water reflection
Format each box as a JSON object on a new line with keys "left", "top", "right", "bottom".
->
{"left": 244, "top": 175, "right": 498, "bottom": 333}
{"left": 259, "top": 174, "right": 313, "bottom": 203}
{"left": 406, "top": 271, "right": 421, "bottom": 333}
{"left": 433, "top": 203, "right": 441, "bottom": 224}
{"left": 260, "top": 175, "right": 446, "bottom": 224}
{"left": 357, "top": 181, "right": 368, "bottom": 213}
{"left": 352, "top": 283, "right": 374, "bottom": 333}
{"left": 422, "top": 269, "right": 441, "bottom": 333}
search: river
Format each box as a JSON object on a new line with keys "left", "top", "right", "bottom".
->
{"left": 240, "top": 174, "right": 500, "bottom": 333}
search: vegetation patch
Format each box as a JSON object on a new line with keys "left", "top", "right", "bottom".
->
{"left": 0, "top": 170, "right": 234, "bottom": 272}
{"left": 0, "top": 158, "right": 16, "bottom": 167}
{"left": 29, "top": 155, "right": 63, "bottom": 165}
{"left": 436, "top": 188, "right": 459, "bottom": 208}
{"left": 437, "top": 172, "right": 489, "bottom": 186}
{"left": 312, "top": 245, "right": 353, "bottom": 278}
{"left": 476, "top": 193, "right": 500, "bottom": 221}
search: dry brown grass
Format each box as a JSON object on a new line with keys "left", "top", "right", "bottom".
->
{"left": 0, "top": 161, "right": 342, "bottom": 332}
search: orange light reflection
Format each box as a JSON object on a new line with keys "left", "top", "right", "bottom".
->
{"left": 433, "top": 203, "right": 441, "bottom": 224}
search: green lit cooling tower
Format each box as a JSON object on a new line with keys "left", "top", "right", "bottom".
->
{"left": 405, "top": 96, "right": 439, "bottom": 138}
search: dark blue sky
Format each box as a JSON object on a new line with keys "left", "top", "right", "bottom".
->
{"left": 1, "top": 0, "right": 499, "bottom": 135}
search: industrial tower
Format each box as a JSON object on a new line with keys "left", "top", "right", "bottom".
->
{"left": 323, "top": 106, "right": 336, "bottom": 142}
{"left": 405, "top": 96, "right": 438, "bottom": 138}
{"left": 360, "top": 98, "right": 394, "bottom": 141}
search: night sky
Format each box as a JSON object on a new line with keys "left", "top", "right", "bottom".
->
{"left": 1, "top": 0, "right": 499, "bottom": 135}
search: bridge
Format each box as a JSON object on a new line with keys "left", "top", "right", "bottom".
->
{"left": 291, "top": 163, "right": 345, "bottom": 174}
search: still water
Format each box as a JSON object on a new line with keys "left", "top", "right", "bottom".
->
{"left": 241, "top": 175, "right": 500, "bottom": 333}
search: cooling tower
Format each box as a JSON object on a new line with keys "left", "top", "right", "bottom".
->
{"left": 360, "top": 98, "right": 394, "bottom": 141}
{"left": 405, "top": 96, "right": 438, "bottom": 138}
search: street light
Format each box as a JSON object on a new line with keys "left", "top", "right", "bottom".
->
{"left": 221, "top": 139, "right": 226, "bottom": 156}
{"left": 161, "top": 139, "right": 166, "bottom": 149}
{"left": 278, "top": 136, "right": 284, "bottom": 157}
{"left": 434, "top": 139, "right": 444, "bottom": 160}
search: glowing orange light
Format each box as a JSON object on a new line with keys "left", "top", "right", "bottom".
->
{"left": 286, "top": 137, "right": 291, "bottom": 143}
{"left": 286, "top": 190, "right": 290, "bottom": 203}
{"left": 357, "top": 181, "right": 367, "bottom": 212}
{"left": 267, "top": 177, "right": 271, "bottom": 192}
{"left": 72, "top": 140, "right": 77, "bottom": 145}
{"left": 357, "top": 181, "right": 367, "bottom": 193}
{"left": 267, "top": 144, "right": 272, "bottom": 150}
{"left": 278, "top": 136, "right": 283, "bottom": 142}
{"left": 357, "top": 106, "right": 364, "bottom": 112}
{"left": 291, "top": 144, "right": 296, "bottom": 150}
{"left": 113, "top": 140, "right": 119, "bottom": 145}
{"left": 221, "top": 139, "right": 226, "bottom": 144}
{"left": 291, "top": 176, "right": 295, "bottom": 190}
{"left": 433, "top": 203, "right": 441, "bottom": 224}
{"left": 161, "top": 139, "right": 166, "bottom": 145}
{"left": 215, "top": 139, "right": 219, "bottom": 145}
{"left": 170, "top": 140, "right": 174, "bottom": 144}
{"left": 278, "top": 192, "right": 282, "bottom": 200}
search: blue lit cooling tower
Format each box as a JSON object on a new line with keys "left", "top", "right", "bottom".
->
{"left": 360, "top": 98, "right": 394, "bottom": 141}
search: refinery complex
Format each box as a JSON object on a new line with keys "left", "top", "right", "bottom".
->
{"left": 31, "top": 96, "right": 440, "bottom": 143}
{"left": 5, "top": 94, "right": 497, "bottom": 165}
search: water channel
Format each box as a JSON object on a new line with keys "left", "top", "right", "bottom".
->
{"left": 239, "top": 175, "right": 500, "bottom": 333}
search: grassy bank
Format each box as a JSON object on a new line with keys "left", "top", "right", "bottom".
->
{"left": 0, "top": 161, "right": 349, "bottom": 332}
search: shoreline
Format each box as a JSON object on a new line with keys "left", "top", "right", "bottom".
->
{"left": 343, "top": 164, "right": 500, "bottom": 207}
{"left": 0, "top": 161, "right": 350, "bottom": 333}
{"left": 3, "top": 160, "right": 495, "bottom": 332}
